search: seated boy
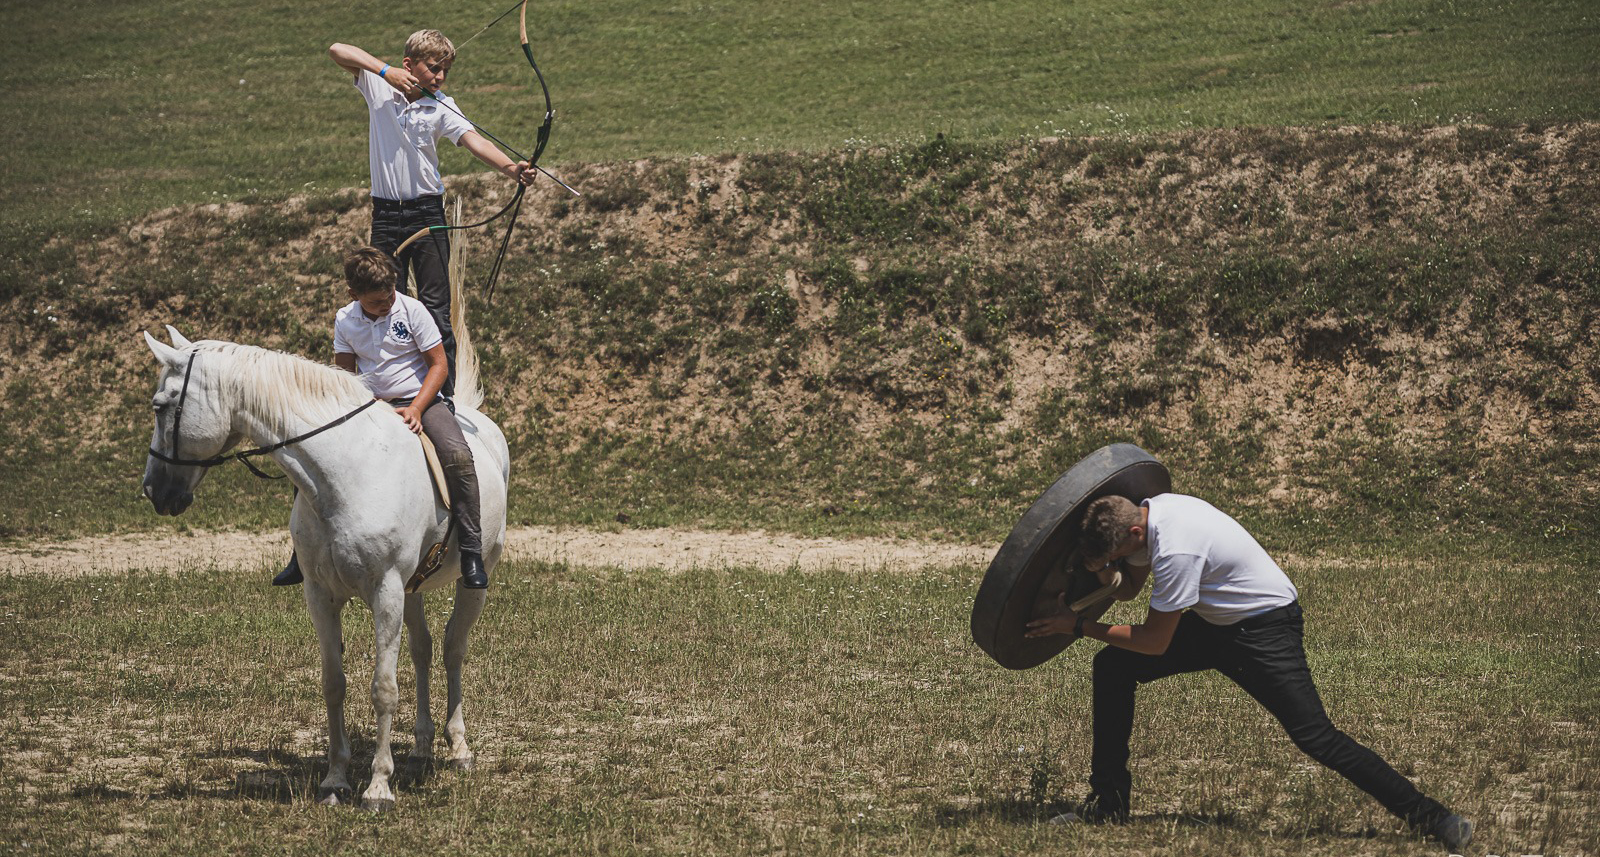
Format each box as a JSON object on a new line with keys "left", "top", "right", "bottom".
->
{"left": 274, "top": 246, "right": 487, "bottom": 589}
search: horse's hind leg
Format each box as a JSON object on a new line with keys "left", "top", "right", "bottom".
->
{"left": 305, "top": 585, "right": 353, "bottom": 806}
{"left": 360, "top": 577, "right": 406, "bottom": 812}
{"left": 403, "top": 591, "right": 436, "bottom": 773}
{"left": 441, "top": 585, "right": 488, "bottom": 771}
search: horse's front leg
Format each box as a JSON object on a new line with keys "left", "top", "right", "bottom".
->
{"left": 360, "top": 576, "right": 406, "bottom": 812}
{"left": 441, "top": 585, "right": 488, "bottom": 771}
{"left": 304, "top": 584, "right": 352, "bottom": 806}
{"left": 403, "top": 591, "right": 435, "bottom": 773}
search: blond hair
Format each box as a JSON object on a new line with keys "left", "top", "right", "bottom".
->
{"left": 1081, "top": 495, "right": 1141, "bottom": 559}
{"left": 404, "top": 29, "right": 455, "bottom": 63}
{"left": 343, "top": 246, "right": 398, "bottom": 295}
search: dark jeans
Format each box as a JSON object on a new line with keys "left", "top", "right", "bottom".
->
{"left": 370, "top": 195, "right": 455, "bottom": 398}
{"left": 1090, "top": 604, "right": 1449, "bottom": 829}
{"left": 393, "top": 396, "right": 482, "bottom": 555}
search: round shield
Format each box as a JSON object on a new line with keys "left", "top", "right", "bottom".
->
{"left": 970, "top": 443, "right": 1172, "bottom": 670}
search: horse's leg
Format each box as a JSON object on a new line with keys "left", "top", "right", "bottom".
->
{"left": 440, "top": 585, "right": 488, "bottom": 771}
{"left": 403, "top": 591, "right": 435, "bottom": 773}
{"left": 360, "top": 577, "right": 406, "bottom": 812}
{"left": 304, "top": 584, "right": 353, "bottom": 806}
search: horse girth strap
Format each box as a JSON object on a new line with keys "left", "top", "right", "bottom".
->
{"left": 396, "top": 403, "right": 456, "bottom": 594}
{"left": 387, "top": 403, "right": 453, "bottom": 512}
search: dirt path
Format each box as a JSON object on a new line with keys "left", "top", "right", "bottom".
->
{"left": 0, "top": 526, "right": 995, "bottom": 576}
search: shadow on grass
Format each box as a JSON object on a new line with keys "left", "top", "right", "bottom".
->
{"left": 932, "top": 800, "right": 1383, "bottom": 842}
{"left": 932, "top": 798, "right": 1250, "bottom": 830}
{"left": 56, "top": 737, "right": 443, "bottom": 806}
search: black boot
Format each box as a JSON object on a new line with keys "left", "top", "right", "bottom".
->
{"left": 272, "top": 552, "right": 304, "bottom": 586}
{"left": 460, "top": 551, "right": 488, "bottom": 589}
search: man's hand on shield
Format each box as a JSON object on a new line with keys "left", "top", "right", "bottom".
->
{"left": 1024, "top": 593, "right": 1081, "bottom": 638}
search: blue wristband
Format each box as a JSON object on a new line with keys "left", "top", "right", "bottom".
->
{"left": 379, "top": 63, "right": 389, "bottom": 78}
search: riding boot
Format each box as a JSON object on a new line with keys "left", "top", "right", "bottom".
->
{"left": 273, "top": 552, "right": 304, "bottom": 586}
{"left": 460, "top": 551, "right": 488, "bottom": 589}
{"left": 441, "top": 459, "right": 485, "bottom": 589}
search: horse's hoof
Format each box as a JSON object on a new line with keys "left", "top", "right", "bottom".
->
{"left": 317, "top": 787, "right": 351, "bottom": 807}
{"left": 445, "top": 755, "right": 475, "bottom": 772}
{"left": 361, "top": 797, "right": 396, "bottom": 814}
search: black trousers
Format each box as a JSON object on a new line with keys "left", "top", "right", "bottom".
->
{"left": 370, "top": 195, "right": 456, "bottom": 398}
{"left": 1089, "top": 604, "right": 1449, "bottom": 829}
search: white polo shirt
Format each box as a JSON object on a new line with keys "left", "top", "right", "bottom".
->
{"left": 1144, "top": 493, "right": 1299, "bottom": 625}
{"left": 332, "top": 292, "right": 443, "bottom": 400}
{"left": 355, "top": 69, "right": 475, "bottom": 201}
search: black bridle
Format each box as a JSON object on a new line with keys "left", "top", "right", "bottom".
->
{"left": 147, "top": 351, "right": 380, "bottom": 480}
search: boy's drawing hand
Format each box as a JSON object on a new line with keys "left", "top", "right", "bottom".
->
{"left": 384, "top": 66, "right": 422, "bottom": 96}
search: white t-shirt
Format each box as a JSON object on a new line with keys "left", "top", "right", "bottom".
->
{"left": 355, "top": 69, "right": 475, "bottom": 201}
{"left": 332, "top": 292, "right": 443, "bottom": 400}
{"left": 1144, "top": 493, "right": 1298, "bottom": 625}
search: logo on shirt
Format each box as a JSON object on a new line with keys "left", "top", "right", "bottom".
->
{"left": 390, "top": 320, "right": 413, "bottom": 342}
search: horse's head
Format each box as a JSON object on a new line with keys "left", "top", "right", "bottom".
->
{"left": 141, "top": 326, "right": 243, "bottom": 516}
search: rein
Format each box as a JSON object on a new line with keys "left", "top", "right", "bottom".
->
{"left": 147, "top": 351, "right": 380, "bottom": 480}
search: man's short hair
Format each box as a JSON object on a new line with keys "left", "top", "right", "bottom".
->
{"left": 1081, "top": 495, "right": 1140, "bottom": 559}
{"left": 344, "top": 246, "right": 398, "bottom": 296}
{"left": 404, "top": 29, "right": 455, "bottom": 64}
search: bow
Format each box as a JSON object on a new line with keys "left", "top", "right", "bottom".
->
{"left": 393, "top": 0, "right": 577, "bottom": 301}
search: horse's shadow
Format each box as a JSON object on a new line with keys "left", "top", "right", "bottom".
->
{"left": 60, "top": 738, "right": 443, "bottom": 806}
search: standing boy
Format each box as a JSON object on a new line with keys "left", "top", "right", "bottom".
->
{"left": 275, "top": 247, "right": 488, "bottom": 590}
{"left": 1025, "top": 493, "right": 1471, "bottom": 851}
{"left": 329, "top": 30, "right": 531, "bottom": 397}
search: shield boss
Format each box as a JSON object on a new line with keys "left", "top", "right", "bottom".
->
{"left": 970, "top": 443, "right": 1172, "bottom": 669}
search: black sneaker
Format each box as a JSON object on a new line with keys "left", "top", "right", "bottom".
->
{"left": 1059, "top": 791, "right": 1129, "bottom": 825}
{"left": 459, "top": 552, "right": 488, "bottom": 589}
{"left": 1429, "top": 814, "right": 1472, "bottom": 852}
{"left": 272, "top": 553, "right": 303, "bottom": 586}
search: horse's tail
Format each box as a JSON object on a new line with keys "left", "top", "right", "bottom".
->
{"left": 448, "top": 197, "right": 485, "bottom": 412}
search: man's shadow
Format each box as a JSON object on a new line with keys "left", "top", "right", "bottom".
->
{"left": 931, "top": 800, "right": 1384, "bottom": 843}
{"left": 930, "top": 798, "right": 1249, "bottom": 830}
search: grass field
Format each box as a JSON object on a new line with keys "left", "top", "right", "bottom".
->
{"left": 11, "top": 0, "right": 1598, "bottom": 235}
{"left": 5, "top": 0, "right": 1599, "bottom": 853}
{"left": 2, "top": 543, "right": 1595, "bottom": 855}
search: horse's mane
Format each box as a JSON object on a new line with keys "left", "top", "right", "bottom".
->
{"left": 194, "top": 341, "right": 376, "bottom": 437}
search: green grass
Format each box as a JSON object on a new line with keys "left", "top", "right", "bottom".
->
{"left": 2, "top": 545, "right": 1595, "bottom": 855}
{"left": 11, "top": 0, "right": 1598, "bottom": 235}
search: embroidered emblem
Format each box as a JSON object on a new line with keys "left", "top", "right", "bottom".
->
{"left": 390, "top": 320, "right": 412, "bottom": 342}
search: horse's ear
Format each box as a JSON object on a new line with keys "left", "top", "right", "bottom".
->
{"left": 144, "top": 330, "right": 183, "bottom": 367}
{"left": 164, "top": 325, "right": 193, "bottom": 349}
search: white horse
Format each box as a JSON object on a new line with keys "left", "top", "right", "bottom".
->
{"left": 141, "top": 323, "right": 509, "bottom": 812}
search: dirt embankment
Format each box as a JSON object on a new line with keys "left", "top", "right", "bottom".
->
{"left": 6, "top": 122, "right": 1597, "bottom": 542}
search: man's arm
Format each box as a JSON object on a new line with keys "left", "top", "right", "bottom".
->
{"left": 1084, "top": 606, "right": 1181, "bottom": 655}
{"left": 1025, "top": 604, "right": 1182, "bottom": 656}
{"left": 334, "top": 352, "right": 358, "bottom": 374}
{"left": 458, "top": 131, "right": 532, "bottom": 186}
